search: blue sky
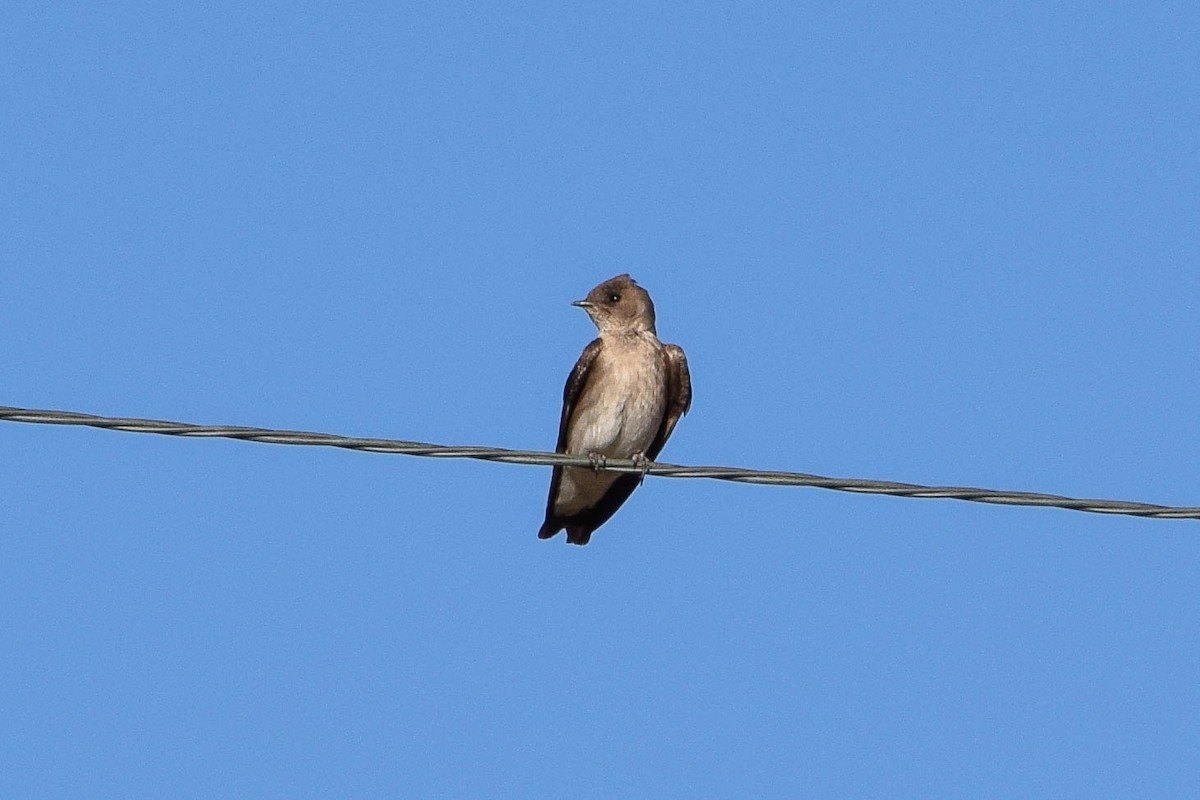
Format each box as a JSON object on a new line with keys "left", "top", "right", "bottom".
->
{"left": 3, "top": 3, "right": 1199, "bottom": 797}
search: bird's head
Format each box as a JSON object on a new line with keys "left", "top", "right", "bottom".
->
{"left": 572, "top": 274, "right": 657, "bottom": 335}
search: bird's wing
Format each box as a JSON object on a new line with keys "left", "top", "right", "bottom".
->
{"left": 645, "top": 343, "right": 692, "bottom": 460}
{"left": 538, "top": 339, "right": 604, "bottom": 540}
{"left": 553, "top": 338, "right": 604, "bottom": 452}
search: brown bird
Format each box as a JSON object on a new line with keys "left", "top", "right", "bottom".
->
{"left": 538, "top": 274, "right": 692, "bottom": 545}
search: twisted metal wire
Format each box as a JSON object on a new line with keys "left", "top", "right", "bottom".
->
{"left": 2, "top": 405, "right": 1197, "bottom": 520}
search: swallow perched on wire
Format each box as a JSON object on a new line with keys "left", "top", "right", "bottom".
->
{"left": 538, "top": 274, "right": 692, "bottom": 545}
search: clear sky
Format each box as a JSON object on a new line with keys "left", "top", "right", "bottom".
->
{"left": 3, "top": 3, "right": 1199, "bottom": 797}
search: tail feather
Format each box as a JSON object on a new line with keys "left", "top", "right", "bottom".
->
{"left": 565, "top": 526, "right": 592, "bottom": 546}
{"left": 536, "top": 517, "right": 592, "bottom": 546}
{"left": 537, "top": 473, "right": 643, "bottom": 546}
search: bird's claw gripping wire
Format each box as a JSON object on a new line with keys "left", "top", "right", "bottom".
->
{"left": 631, "top": 452, "right": 651, "bottom": 485}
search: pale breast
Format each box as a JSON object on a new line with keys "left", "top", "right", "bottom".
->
{"left": 555, "top": 333, "right": 667, "bottom": 515}
{"left": 566, "top": 334, "right": 667, "bottom": 458}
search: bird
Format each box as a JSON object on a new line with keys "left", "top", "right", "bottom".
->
{"left": 538, "top": 274, "right": 692, "bottom": 545}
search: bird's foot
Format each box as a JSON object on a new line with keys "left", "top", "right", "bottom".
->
{"left": 587, "top": 452, "right": 607, "bottom": 472}
{"left": 631, "top": 452, "right": 651, "bottom": 485}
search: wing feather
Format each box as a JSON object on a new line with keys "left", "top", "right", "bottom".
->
{"left": 538, "top": 339, "right": 603, "bottom": 540}
{"left": 645, "top": 343, "right": 691, "bottom": 460}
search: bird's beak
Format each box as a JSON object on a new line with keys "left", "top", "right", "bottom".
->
{"left": 571, "top": 300, "right": 594, "bottom": 309}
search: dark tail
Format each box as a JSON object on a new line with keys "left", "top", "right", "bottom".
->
{"left": 565, "top": 526, "right": 592, "bottom": 546}
{"left": 537, "top": 518, "right": 591, "bottom": 545}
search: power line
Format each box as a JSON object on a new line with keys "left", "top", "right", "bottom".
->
{"left": 1, "top": 404, "right": 1197, "bottom": 520}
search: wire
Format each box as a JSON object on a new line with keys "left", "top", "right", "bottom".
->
{"left": 2, "top": 404, "right": 1197, "bottom": 520}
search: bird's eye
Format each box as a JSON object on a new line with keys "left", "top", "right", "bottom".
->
{"left": 607, "top": 292, "right": 621, "bottom": 303}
